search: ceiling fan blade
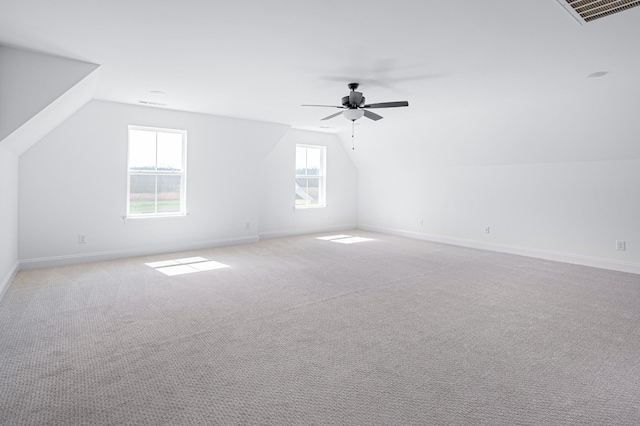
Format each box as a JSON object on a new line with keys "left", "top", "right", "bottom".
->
{"left": 321, "top": 111, "right": 344, "bottom": 121}
{"left": 302, "top": 104, "right": 343, "bottom": 108}
{"left": 363, "top": 101, "right": 409, "bottom": 109}
{"left": 363, "top": 110, "right": 383, "bottom": 121}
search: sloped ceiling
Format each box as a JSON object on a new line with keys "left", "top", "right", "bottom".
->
{"left": 0, "top": 46, "right": 99, "bottom": 155}
{"left": 1, "top": 0, "right": 638, "bottom": 166}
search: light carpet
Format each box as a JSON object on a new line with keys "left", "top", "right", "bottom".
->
{"left": 1, "top": 231, "right": 639, "bottom": 425}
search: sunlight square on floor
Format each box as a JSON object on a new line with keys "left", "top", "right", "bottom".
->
{"left": 316, "top": 235, "right": 375, "bottom": 244}
{"left": 189, "top": 261, "right": 230, "bottom": 271}
{"left": 145, "top": 259, "right": 180, "bottom": 268}
{"left": 331, "top": 237, "right": 375, "bottom": 244}
{"left": 145, "top": 257, "right": 230, "bottom": 276}
{"left": 157, "top": 264, "right": 198, "bottom": 276}
{"left": 175, "top": 256, "right": 208, "bottom": 264}
{"left": 316, "top": 234, "right": 352, "bottom": 240}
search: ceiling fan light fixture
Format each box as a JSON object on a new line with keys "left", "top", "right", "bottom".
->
{"left": 343, "top": 109, "right": 364, "bottom": 121}
{"left": 302, "top": 82, "right": 409, "bottom": 122}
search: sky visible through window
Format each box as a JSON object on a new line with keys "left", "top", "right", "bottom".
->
{"left": 129, "top": 129, "right": 183, "bottom": 171}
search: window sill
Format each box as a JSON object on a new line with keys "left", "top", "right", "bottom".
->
{"left": 295, "top": 205, "right": 326, "bottom": 210}
{"left": 123, "top": 213, "right": 188, "bottom": 221}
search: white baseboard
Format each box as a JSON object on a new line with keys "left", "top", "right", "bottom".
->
{"left": 358, "top": 224, "right": 640, "bottom": 275}
{"left": 19, "top": 236, "right": 259, "bottom": 270}
{"left": 259, "top": 224, "right": 356, "bottom": 240}
{"left": 0, "top": 260, "right": 20, "bottom": 301}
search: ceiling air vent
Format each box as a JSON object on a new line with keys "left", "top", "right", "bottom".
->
{"left": 557, "top": 0, "right": 640, "bottom": 23}
{"left": 138, "top": 100, "right": 167, "bottom": 107}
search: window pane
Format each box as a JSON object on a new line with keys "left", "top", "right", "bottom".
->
{"left": 129, "top": 175, "right": 156, "bottom": 214}
{"left": 157, "top": 132, "right": 183, "bottom": 171}
{"left": 295, "top": 146, "right": 307, "bottom": 175}
{"left": 305, "top": 177, "right": 320, "bottom": 204}
{"left": 295, "top": 178, "right": 308, "bottom": 205}
{"left": 305, "top": 148, "right": 321, "bottom": 175}
{"left": 295, "top": 177, "right": 319, "bottom": 206}
{"left": 295, "top": 145, "right": 325, "bottom": 208}
{"left": 157, "top": 175, "right": 182, "bottom": 213}
{"left": 129, "top": 129, "right": 157, "bottom": 170}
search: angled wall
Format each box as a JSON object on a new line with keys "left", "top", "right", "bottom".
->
{"left": 0, "top": 146, "right": 19, "bottom": 299}
{"left": 259, "top": 129, "right": 358, "bottom": 238}
{"left": 18, "top": 100, "right": 292, "bottom": 268}
{"left": 0, "top": 46, "right": 99, "bottom": 298}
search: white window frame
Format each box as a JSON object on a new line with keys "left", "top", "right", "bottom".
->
{"left": 295, "top": 144, "right": 326, "bottom": 209}
{"left": 127, "top": 125, "right": 187, "bottom": 218}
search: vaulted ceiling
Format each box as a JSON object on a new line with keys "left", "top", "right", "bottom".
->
{"left": 1, "top": 0, "right": 639, "bottom": 167}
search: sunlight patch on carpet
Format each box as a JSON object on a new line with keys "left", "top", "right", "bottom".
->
{"left": 316, "top": 234, "right": 352, "bottom": 240}
{"left": 145, "top": 257, "right": 230, "bottom": 276}
{"left": 316, "top": 235, "right": 375, "bottom": 244}
{"left": 331, "top": 237, "right": 374, "bottom": 244}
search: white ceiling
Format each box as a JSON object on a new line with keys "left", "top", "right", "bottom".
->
{"left": 1, "top": 0, "right": 639, "bottom": 166}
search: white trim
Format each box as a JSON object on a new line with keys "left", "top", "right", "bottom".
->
{"left": 125, "top": 212, "right": 188, "bottom": 220}
{"left": 358, "top": 224, "right": 640, "bottom": 276}
{"left": 19, "top": 236, "right": 258, "bottom": 270}
{"left": 0, "top": 260, "right": 20, "bottom": 302}
{"left": 127, "top": 125, "right": 187, "bottom": 217}
{"left": 259, "top": 224, "right": 356, "bottom": 240}
{"left": 295, "top": 144, "right": 327, "bottom": 208}
{"left": 294, "top": 205, "right": 326, "bottom": 210}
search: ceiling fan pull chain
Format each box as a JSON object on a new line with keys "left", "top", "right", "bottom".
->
{"left": 352, "top": 120, "right": 355, "bottom": 150}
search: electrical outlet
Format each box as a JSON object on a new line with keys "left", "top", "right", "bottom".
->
{"left": 245, "top": 222, "right": 250, "bottom": 230}
{"left": 420, "top": 219, "right": 424, "bottom": 226}
{"left": 616, "top": 240, "right": 626, "bottom": 251}
{"left": 78, "top": 234, "right": 86, "bottom": 244}
{"left": 484, "top": 227, "right": 490, "bottom": 234}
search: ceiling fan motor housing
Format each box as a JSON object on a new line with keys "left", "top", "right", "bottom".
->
{"left": 343, "top": 93, "right": 365, "bottom": 108}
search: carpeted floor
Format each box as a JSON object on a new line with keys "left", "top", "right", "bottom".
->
{"left": 1, "top": 230, "right": 639, "bottom": 425}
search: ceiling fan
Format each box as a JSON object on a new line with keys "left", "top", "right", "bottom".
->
{"left": 302, "top": 83, "right": 409, "bottom": 122}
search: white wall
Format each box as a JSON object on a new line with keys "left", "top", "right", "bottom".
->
{"left": 0, "top": 146, "right": 19, "bottom": 298}
{"left": 259, "top": 129, "right": 357, "bottom": 238}
{"left": 18, "top": 101, "right": 358, "bottom": 268}
{"left": 358, "top": 160, "right": 640, "bottom": 273}
{"left": 19, "top": 100, "right": 291, "bottom": 267}
{"left": 347, "top": 68, "right": 640, "bottom": 275}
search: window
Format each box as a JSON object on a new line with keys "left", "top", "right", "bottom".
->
{"left": 295, "top": 144, "right": 326, "bottom": 208}
{"left": 127, "top": 126, "right": 187, "bottom": 217}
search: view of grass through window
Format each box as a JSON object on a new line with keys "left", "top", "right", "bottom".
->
{"left": 128, "top": 126, "right": 186, "bottom": 216}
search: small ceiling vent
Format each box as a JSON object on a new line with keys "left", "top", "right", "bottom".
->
{"left": 138, "top": 100, "right": 167, "bottom": 107}
{"left": 558, "top": 0, "right": 640, "bottom": 23}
